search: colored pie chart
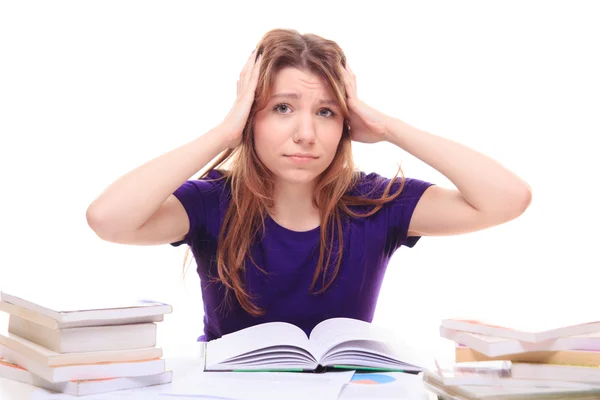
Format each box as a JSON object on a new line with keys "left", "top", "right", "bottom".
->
{"left": 350, "top": 373, "right": 397, "bottom": 385}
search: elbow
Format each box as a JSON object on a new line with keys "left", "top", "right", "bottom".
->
{"left": 506, "top": 183, "right": 533, "bottom": 220}
{"left": 517, "top": 183, "right": 533, "bottom": 214}
{"left": 86, "top": 205, "right": 104, "bottom": 237}
{"left": 86, "top": 205, "right": 139, "bottom": 243}
{"left": 86, "top": 205, "right": 117, "bottom": 241}
{"left": 477, "top": 184, "right": 532, "bottom": 226}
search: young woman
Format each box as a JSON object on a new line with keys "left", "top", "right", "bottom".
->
{"left": 86, "top": 29, "right": 532, "bottom": 342}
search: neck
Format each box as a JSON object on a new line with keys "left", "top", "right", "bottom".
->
{"left": 270, "top": 179, "right": 321, "bottom": 231}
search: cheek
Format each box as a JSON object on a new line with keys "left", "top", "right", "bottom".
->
{"left": 252, "top": 131, "right": 267, "bottom": 158}
{"left": 325, "top": 129, "right": 344, "bottom": 151}
{"left": 252, "top": 117, "right": 266, "bottom": 149}
{"left": 252, "top": 129, "right": 278, "bottom": 166}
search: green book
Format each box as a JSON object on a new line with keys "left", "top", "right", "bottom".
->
{"left": 202, "top": 317, "right": 423, "bottom": 373}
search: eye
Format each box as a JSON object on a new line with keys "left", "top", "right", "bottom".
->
{"left": 273, "top": 103, "right": 291, "bottom": 114}
{"left": 318, "top": 108, "right": 336, "bottom": 118}
{"left": 272, "top": 103, "right": 336, "bottom": 118}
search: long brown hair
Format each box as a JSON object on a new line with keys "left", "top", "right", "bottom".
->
{"left": 182, "top": 28, "right": 406, "bottom": 316}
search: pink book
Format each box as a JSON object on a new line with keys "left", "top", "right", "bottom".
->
{"left": 0, "top": 358, "right": 172, "bottom": 396}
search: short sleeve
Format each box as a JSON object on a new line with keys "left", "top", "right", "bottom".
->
{"left": 385, "top": 176, "right": 435, "bottom": 250}
{"left": 355, "top": 171, "right": 434, "bottom": 254}
{"left": 169, "top": 170, "right": 225, "bottom": 247}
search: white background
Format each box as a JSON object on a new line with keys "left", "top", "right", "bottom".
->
{"left": 1, "top": 1, "right": 598, "bottom": 362}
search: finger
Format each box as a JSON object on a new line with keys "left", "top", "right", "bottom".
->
{"left": 340, "top": 64, "right": 350, "bottom": 81}
{"left": 241, "top": 49, "right": 257, "bottom": 79}
{"left": 251, "top": 54, "right": 262, "bottom": 82}
{"left": 245, "top": 54, "right": 262, "bottom": 96}
{"left": 346, "top": 62, "right": 353, "bottom": 74}
{"left": 344, "top": 63, "right": 357, "bottom": 95}
{"left": 238, "top": 51, "right": 255, "bottom": 95}
{"left": 343, "top": 64, "right": 354, "bottom": 82}
{"left": 341, "top": 67, "right": 355, "bottom": 96}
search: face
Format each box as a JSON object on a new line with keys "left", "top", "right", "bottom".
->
{"left": 253, "top": 67, "right": 344, "bottom": 186}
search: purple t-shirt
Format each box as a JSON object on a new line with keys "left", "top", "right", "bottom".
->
{"left": 170, "top": 169, "right": 434, "bottom": 342}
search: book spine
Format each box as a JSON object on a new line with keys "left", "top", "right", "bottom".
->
{"left": 0, "top": 301, "right": 59, "bottom": 330}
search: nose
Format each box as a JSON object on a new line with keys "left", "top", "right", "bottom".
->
{"left": 292, "top": 113, "right": 317, "bottom": 144}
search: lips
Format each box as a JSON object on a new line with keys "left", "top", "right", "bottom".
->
{"left": 284, "top": 155, "right": 318, "bottom": 163}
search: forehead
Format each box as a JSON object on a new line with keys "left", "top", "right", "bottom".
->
{"left": 271, "top": 67, "right": 334, "bottom": 96}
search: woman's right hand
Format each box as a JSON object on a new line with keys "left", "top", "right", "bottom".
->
{"left": 221, "top": 50, "right": 263, "bottom": 149}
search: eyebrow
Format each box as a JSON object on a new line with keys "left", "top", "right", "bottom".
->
{"left": 270, "top": 92, "right": 339, "bottom": 107}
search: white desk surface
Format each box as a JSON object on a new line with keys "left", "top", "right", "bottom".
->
{"left": 0, "top": 358, "right": 439, "bottom": 400}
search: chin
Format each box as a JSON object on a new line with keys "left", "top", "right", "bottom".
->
{"left": 273, "top": 168, "right": 321, "bottom": 184}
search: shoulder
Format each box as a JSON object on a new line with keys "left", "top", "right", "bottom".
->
{"left": 191, "top": 168, "right": 230, "bottom": 188}
{"left": 170, "top": 169, "right": 230, "bottom": 247}
{"left": 171, "top": 168, "right": 231, "bottom": 222}
{"left": 175, "top": 169, "right": 230, "bottom": 198}
{"left": 348, "top": 170, "right": 433, "bottom": 200}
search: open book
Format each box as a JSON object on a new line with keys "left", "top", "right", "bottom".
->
{"left": 204, "top": 318, "right": 424, "bottom": 373}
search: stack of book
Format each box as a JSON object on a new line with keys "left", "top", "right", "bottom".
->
{"left": 422, "top": 318, "right": 600, "bottom": 399}
{"left": 0, "top": 290, "right": 173, "bottom": 396}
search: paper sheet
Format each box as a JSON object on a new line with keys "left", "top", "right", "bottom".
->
{"left": 160, "top": 370, "right": 355, "bottom": 400}
{"left": 340, "top": 371, "right": 431, "bottom": 400}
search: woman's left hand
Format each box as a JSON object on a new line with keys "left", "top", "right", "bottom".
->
{"left": 342, "top": 62, "right": 391, "bottom": 144}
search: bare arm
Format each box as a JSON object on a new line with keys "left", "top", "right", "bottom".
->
{"left": 86, "top": 124, "right": 231, "bottom": 244}
{"left": 87, "top": 49, "right": 263, "bottom": 245}
{"left": 383, "top": 117, "right": 532, "bottom": 237}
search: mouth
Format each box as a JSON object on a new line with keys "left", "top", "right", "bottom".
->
{"left": 284, "top": 155, "right": 318, "bottom": 163}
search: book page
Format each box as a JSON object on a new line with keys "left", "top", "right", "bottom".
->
{"left": 309, "top": 318, "right": 396, "bottom": 359}
{"left": 206, "top": 322, "right": 314, "bottom": 367}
